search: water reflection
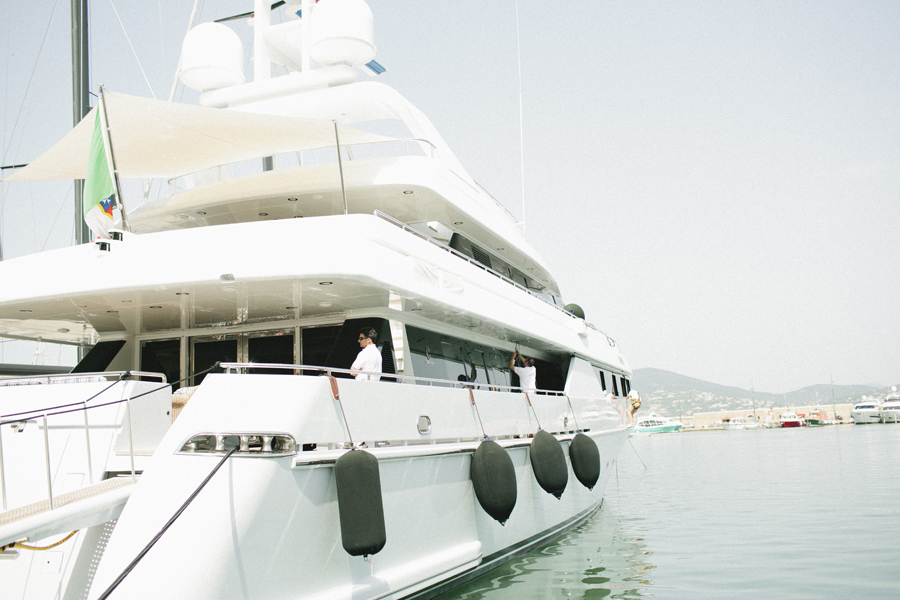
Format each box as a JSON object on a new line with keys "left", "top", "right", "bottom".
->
{"left": 436, "top": 502, "right": 656, "bottom": 599}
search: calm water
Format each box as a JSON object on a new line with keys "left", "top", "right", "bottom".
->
{"left": 437, "top": 425, "right": 900, "bottom": 599}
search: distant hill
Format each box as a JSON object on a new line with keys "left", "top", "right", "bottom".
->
{"left": 631, "top": 367, "right": 887, "bottom": 416}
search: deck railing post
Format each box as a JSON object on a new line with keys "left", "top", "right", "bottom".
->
{"left": 126, "top": 398, "right": 136, "bottom": 484}
{"left": 42, "top": 415, "right": 54, "bottom": 510}
{"left": 0, "top": 426, "right": 7, "bottom": 511}
{"left": 83, "top": 401, "right": 94, "bottom": 485}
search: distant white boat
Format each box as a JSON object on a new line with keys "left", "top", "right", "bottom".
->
{"left": 722, "top": 416, "right": 760, "bottom": 430}
{"left": 632, "top": 413, "right": 683, "bottom": 434}
{"left": 851, "top": 398, "right": 883, "bottom": 424}
{"left": 880, "top": 394, "right": 900, "bottom": 423}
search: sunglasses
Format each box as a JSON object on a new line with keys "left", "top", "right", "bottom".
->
{"left": 358, "top": 336, "right": 367, "bottom": 341}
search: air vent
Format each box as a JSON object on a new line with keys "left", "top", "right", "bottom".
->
{"left": 469, "top": 244, "right": 493, "bottom": 269}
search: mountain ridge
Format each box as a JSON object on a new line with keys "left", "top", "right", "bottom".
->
{"left": 631, "top": 367, "right": 891, "bottom": 415}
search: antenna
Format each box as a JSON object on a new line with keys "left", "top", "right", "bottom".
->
{"left": 514, "top": 0, "right": 526, "bottom": 234}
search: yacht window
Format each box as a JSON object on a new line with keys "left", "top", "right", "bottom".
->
{"left": 301, "top": 325, "right": 341, "bottom": 374}
{"left": 73, "top": 340, "right": 127, "bottom": 374}
{"left": 488, "top": 353, "right": 510, "bottom": 388}
{"left": 462, "top": 347, "right": 491, "bottom": 386}
{"left": 140, "top": 339, "right": 181, "bottom": 390}
{"left": 248, "top": 332, "right": 295, "bottom": 374}
{"left": 597, "top": 370, "right": 607, "bottom": 391}
{"left": 192, "top": 337, "right": 238, "bottom": 386}
{"left": 612, "top": 375, "right": 620, "bottom": 396}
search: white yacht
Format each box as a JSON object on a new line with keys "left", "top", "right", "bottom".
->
{"left": 851, "top": 398, "right": 883, "bottom": 424}
{"left": 632, "top": 413, "right": 683, "bottom": 434}
{"left": 880, "top": 394, "right": 900, "bottom": 423}
{"left": 0, "top": 2, "right": 633, "bottom": 599}
{"left": 722, "top": 416, "right": 760, "bottom": 430}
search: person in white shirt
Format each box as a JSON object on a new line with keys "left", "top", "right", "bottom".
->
{"left": 509, "top": 350, "right": 536, "bottom": 392}
{"left": 351, "top": 327, "right": 382, "bottom": 381}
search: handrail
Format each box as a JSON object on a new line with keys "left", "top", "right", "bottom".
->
{"left": 218, "top": 361, "right": 570, "bottom": 397}
{"left": 0, "top": 376, "right": 170, "bottom": 515}
{"left": 0, "top": 371, "right": 166, "bottom": 386}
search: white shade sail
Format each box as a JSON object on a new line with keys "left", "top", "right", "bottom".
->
{"left": 3, "top": 91, "right": 399, "bottom": 181}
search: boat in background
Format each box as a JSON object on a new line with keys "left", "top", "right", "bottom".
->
{"left": 880, "top": 393, "right": 900, "bottom": 423}
{"left": 722, "top": 416, "right": 761, "bottom": 430}
{"left": 632, "top": 413, "right": 683, "bottom": 434}
{"left": 779, "top": 410, "right": 806, "bottom": 428}
{"left": 851, "top": 398, "right": 883, "bottom": 424}
{"left": 805, "top": 408, "right": 832, "bottom": 427}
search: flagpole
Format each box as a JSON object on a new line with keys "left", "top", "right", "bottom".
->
{"left": 98, "top": 85, "right": 128, "bottom": 231}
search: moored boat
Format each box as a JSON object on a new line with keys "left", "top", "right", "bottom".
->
{"left": 805, "top": 408, "right": 832, "bottom": 427}
{"left": 632, "top": 413, "right": 683, "bottom": 434}
{"left": 851, "top": 398, "right": 883, "bottom": 424}
{"left": 0, "top": 2, "right": 634, "bottom": 599}
{"left": 779, "top": 410, "right": 806, "bottom": 428}
{"left": 722, "top": 416, "right": 761, "bottom": 430}
{"left": 880, "top": 394, "right": 900, "bottom": 424}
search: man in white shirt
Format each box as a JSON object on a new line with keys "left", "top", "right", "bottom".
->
{"left": 351, "top": 327, "right": 382, "bottom": 381}
{"left": 509, "top": 350, "right": 536, "bottom": 391}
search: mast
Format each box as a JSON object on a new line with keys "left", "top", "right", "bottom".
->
{"left": 751, "top": 379, "right": 757, "bottom": 423}
{"left": 71, "top": 0, "right": 91, "bottom": 244}
{"left": 830, "top": 374, "right": 837, "bottom": 422}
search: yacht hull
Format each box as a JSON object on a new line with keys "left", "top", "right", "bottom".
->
{"left": 71, "top": 374, "right": 629, "bottom": 600}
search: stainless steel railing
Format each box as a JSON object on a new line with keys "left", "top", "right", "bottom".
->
{"left": 219, "top": 362, "right": 565, "bottom": 396}
{"left": 0, "top": 372, "right": 167, "bottom": 513}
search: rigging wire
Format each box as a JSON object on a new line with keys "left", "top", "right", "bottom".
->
{"left": 107, "top": 0, "right": 157, "bottom": 99}
{"left": 40, "top": 181, "right": 76, "bottom": 252}
{"left": 1, "top": 0, "right": 62, "bottom": 166}
{"left": 96, "top": 445, "right": 238, "bottom": 600}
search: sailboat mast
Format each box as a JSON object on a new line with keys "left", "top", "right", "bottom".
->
{"left": 71, "top": 0, "right": 91, "bottom": 245}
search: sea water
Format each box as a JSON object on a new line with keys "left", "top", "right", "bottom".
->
{"left": 437, "top": 424, "right": 900, "bottom": 599}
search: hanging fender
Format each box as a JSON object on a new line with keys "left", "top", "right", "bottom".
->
{"left": 470, "top": 440, "right": 517, "bottom": 525}
{"left": 569, "top": 432, "right": 601, "bottom": 490}
{"left": 530, "top": 430, "right": 568, "bottom": 499}
{"left": 334, "top": 449, "right": 386, "bottom": 557}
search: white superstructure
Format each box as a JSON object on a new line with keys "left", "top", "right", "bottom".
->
{"left": 0, "top": 3, "right": 633, "bottom": 598}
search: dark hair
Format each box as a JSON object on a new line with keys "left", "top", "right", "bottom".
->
{"left": 360, "top": 327, "right": 377, "bottom": 343}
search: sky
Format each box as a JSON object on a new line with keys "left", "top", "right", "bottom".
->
{"left": 1, "top": 1, "right": 898, "bottom": 393}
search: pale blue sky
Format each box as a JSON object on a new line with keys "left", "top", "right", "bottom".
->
{"left": 2, "top": 1, "right": 898, "bottom": 393}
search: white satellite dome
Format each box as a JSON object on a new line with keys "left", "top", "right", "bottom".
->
{"left": 309, "top": 0, "right": 376, "bottom": 68}
{"left": 179, "top": 22, "right": 245, "bottom": 92}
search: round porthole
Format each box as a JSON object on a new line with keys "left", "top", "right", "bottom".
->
{"left": 417, "top": 415, "right": 432, "bottom": 435}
